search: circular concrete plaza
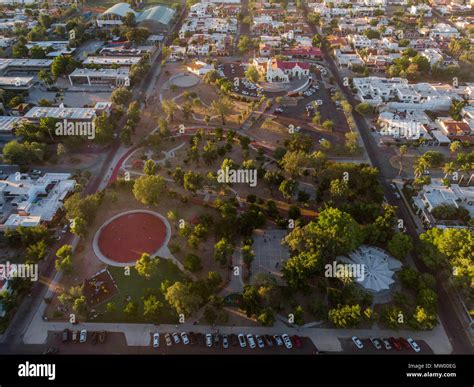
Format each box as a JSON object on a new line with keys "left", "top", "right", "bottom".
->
{"left": 170, "top": 73, "right": 200, "bottom": 88}
{"left": 93, "top": 210, "right": 171, "bottom": 267}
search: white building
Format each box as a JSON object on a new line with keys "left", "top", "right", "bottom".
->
{"left": 68, "top": 68, "right": 130, "bottom": 87}
{"left": 186, "top": 60, "right": 215, "bottom": 76}
{"left": 0, "top": 173, "right": 76, "bottom": 229}
{"left": 421, "top": 48, "right": 444, "bottom": 66}
{"left": 429, "top": 23, "right": 460, "bottom": 39}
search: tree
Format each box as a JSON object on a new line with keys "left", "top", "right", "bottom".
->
{"left": 123, "top": 12, "right": 136, "bottom": 27}
{"left": 245, "top": 65, "right": 259, "bottom": 83}
{"left": 183, "top": 171, "right": 204, "bottom": 194}
{"left": 72, "top": 296, "right": 87, "bottom": 315}
{"left": 25, "top": 240, "right": 47, "bottom": 262}
{"left": 2, "top": 140, "right": 46, "bottom": 166}
{"left": 282, "top": 252, "right": 318, "bottom": 289}
{"left": 345, "top": 132, "right": 360, "bottom": 154}
{"left": 322, "top": 119, "right": 334, "bottom": 131}
{"left": 106, "top": 302, "right": 116, "bottom": 313}
{"left": 355, "top": 102, "right": 373, "bottom": 116}
{"left": 211, "top": 97, "right": 233, "bottom": 125}
{"left": 449, "top": 141, "right": 461, "bottom": 160}
{"left": 399, "top": 145, "right": 408, "bottom": 175}
{"left": 279, "top": 179, "right": 298, "bottom": 202}
{"left": 124, "top": 301, "right": 138, "bottom": 316}
{"left": 143, "top": 159, "right": 157, "bottom": 176}
{"left": 111, "top": 87, "right": 132, "bottom": 106}
{"left": 135, "top": 253, "right": 158, "bottom": 279}
{"left": 242, "top": 244, "right": 255, "bottom": 268}
{"left": 328, "top": 304, "right": 363, "bottom": 328}
{"left": 237, "top": 35, "right": 253, "bottom": 54}
{"left": 142, "top": 295, "right": 162, "bottom": 319}
{"left": 162, "top": 99, "right": 178, "bottom": 122}
{"left": 133, "top": 175, "right": 166, "bottom": 205}
{"left": 329, "top": 178, "right": 350, "bottom": 203}
{"left": 165, "top": 282, "right": 202, "bottom": 317}
{"left": 214, "top": 238, "right": 233, "bottom": 266}
{"left": 388, "top": 233, "right": 413, "bottom": 260}
{"left": 184, "top": 254, "right": 202, "bottom": 272}
{"left": 70, "top": 217, "right": 88, "bottom": 238}
{"left": 55, "top": 244, "right": 73, "bottom": 274}
{"left": 51, "top": 55, "right": 78, "bottom": 78}
{"left": 280, "top": 150, "right": 311, "bottom": 178}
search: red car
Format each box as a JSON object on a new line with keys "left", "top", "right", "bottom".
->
{"left": 291, "top": 335, "right": 303, "bottom": 348}
{"left": 398, "top": 337, "right": 411, "bottom": 350}
{"left": 389, "top": 337, "right": 402, "bottom": 351}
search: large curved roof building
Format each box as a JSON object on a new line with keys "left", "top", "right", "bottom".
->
{"left": 97, "top": 3, "right": 175, "bottom": 32}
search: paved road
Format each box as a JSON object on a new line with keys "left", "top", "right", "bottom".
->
{"left": 303, "top": 0, "right": 472, "bottom": 355}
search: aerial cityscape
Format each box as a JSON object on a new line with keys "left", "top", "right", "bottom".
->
{"left": 0, "top": 0, "right": 472, "bottom": 379}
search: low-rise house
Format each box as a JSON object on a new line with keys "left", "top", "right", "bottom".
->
{"left": 68, "top": 68, "right": 130, "bottom": 87}
{"left": 0, "top": 173, "right": 76, "bottom": 229}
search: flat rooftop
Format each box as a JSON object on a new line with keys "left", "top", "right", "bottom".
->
{"left": 83, "top": 56, "right": 142, "bottom": 66}
{"left": 24, "top": 107, "right": 97, "bottom": 120}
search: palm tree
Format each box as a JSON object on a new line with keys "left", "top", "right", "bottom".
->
{"left": 413, "top": 157, "right": 429, "bottom": 178}
{"left": 449, "top": 141, "right": 461, "bottom": 160}
{"left": 443, "top": 162, "right": 455, "bottom": 179}
{"left": 399, "top": 145, "right": 408, "bottom": 176}
{"left": 459, "top": 163, "right": 471, "bottom": 185}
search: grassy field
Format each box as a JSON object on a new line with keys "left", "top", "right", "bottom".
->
{"left": 85, "top": 0, "right": 180, "bottom": 10}
{"left": 93, "top": 259, "right": 187, "bottom": 324}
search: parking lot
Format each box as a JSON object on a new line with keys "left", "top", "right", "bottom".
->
{"left": 220, "top": 62, "right": 264, "bottom": 98}
{"left": 340, "top": 337, "right": 433, "bottom": 354}
{"left": 46, "top": 330, "right": 319, "bottom": 355}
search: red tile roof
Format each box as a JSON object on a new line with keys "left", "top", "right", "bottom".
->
{"left": 275, "top": 60, "right": 310, "bottom": 70}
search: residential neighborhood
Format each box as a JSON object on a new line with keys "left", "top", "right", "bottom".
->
{"left": 0, "top": 0, "right": 472, "bottom": 382}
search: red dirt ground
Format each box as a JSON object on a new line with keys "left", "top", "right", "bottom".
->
{"left": 98, "top": 212, "right": 167, "bottom": 263}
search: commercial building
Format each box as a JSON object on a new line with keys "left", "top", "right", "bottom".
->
{"left": 68, "top": 68, "right": 130, "bottom": 87}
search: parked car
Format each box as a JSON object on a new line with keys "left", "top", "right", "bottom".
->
{"left": 214, "top": 334, "right": 221, "bottom": 346}
{"left": 264, "top": 335, "right": 273, "bottom": 347}
{"left": 273, "top": 335, "right": 284, "bottom": 346}
{"left": 370, "top": 337, "right": 382, "bottom": 350}
{"left": 246, "top": 334, "right": 256, "bottom": 349}
{"left": 62, "top": 329, "right": 69, "bottom": 342}
{"left": 256, "top": 335, "right": 265, "bottom": 348}
{"left": 91, "top": 331, "right": 98, "bottom": 345}
{"left": 172, "top": 332, "right": 181, "bottom": 344}
{"left": 79, "top": 329, "right": 87, "bottom": 343}
{"left": 99, "top": 331, "right": 107, "bottom": 344}
{"left": 398, "top": 337, "right": 411, "bottom": 350}
{"left": 291, "top": 335, "right": 302, "bottom": 348}
{"left": 389, "top": 337, "right": 402, "bottom": 351}
{"left": 153, "top": 333, "right": 160, "bottom": 348}
{"left": 181, "top": 332, "right": 190, "bottom": 345}
{"left": 222, "top": 334, "right": 229, "bottom": 349}
{"left": 395, "top": 192, "right": 401, "bottom": 199}
{"left": 230, "top": 334, "right": 238, "bottom": 346}
{"left": 352, "top": 336, "right": 364, "bottom": 349}
{"left": 316, "top": 99, "right": 323, "bottom": 105}
{"left": 407, "top": 338, "right": 421, "bottom": 353}
{"left": 165, "top": 333, "right": 172, "bottom": 347}
{"left": 72, "top": 330, "right": 78, "bottom": 343}
{"left": 381, "top": 338, "right": 392, "bottom": 350}
{"left": 189, "top": 332, "right": 197, "bottom": 345}
{"left": 282, "top": 334, "right": 293, "bottom": 349}
{"left": 238, "top": 334, "right": 247, "bottom": 348}
{"left": 206, "top": 333, "right": 213, "bottom": 347}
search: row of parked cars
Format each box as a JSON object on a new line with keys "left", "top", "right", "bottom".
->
{"left": 352, "top": 336, "right": 421, "bottom": 352}
{"left": 62, "top": 329, "right": 107, "bottom": 345}
{"left": 152, "top": 332, "right": 304, "bottom": 350}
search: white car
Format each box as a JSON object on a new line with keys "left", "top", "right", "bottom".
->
{"left": 382, "top": 337, "right": 392, "bottom": 350}
{"left": 352, "top": 336, "right": 364, "bottom": 349}
{"left": 238, "top": 333, "right": 247, "bottom": 348}
{"left": 172, "top": 332, "right": 181, "bottom": 344}
{"left": 282, "top": 334, "right": 293, "bottom": 349}
{"left": 370, "top": 337, "right": 382, "bottom": 350}
{"left": 206, "top": 333, "right": 213, "bottom": 347}
{"left": 317, "top": 99, "right": 323, "bottom": 106}
{"left": 181, "top": 332, "right": 189, "bottom": 345}
{"left": 246, "top": 334, "right": 256, "bottom": 349}
{"left": 79, "top": 329, "right": 87, "bottom": 343}
{"left": 222, "top": 334, "right": 229, "bottom": 349}
{"left": 273, "top": 335, "right": 283, "bottom": 346}
{"left": 318, "top": 138, "right": 327, "bottom": 144}
{"left": 407, "top": 338, "right": 421, "bottom": 353}
{"left": 153, "top": 333, "right": 160, "bottom": 348}
{"left": 395, "top": 192, "right": 401, "bottom": 199}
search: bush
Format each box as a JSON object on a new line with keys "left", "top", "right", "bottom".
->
{"left": 184, "top": 254, "right": 202, "bottom": 272}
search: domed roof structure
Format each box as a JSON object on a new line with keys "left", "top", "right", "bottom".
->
{"left": 338, "top": 245, "right": 402, "bottom": 293}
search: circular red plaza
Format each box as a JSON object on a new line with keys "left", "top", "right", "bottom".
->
{"left": 95, "top": 210, "right": 169, "bottom": 265}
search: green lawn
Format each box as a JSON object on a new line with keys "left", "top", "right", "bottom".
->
{"left": 93, "top": 259, "right": 187, "bottom": 324}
